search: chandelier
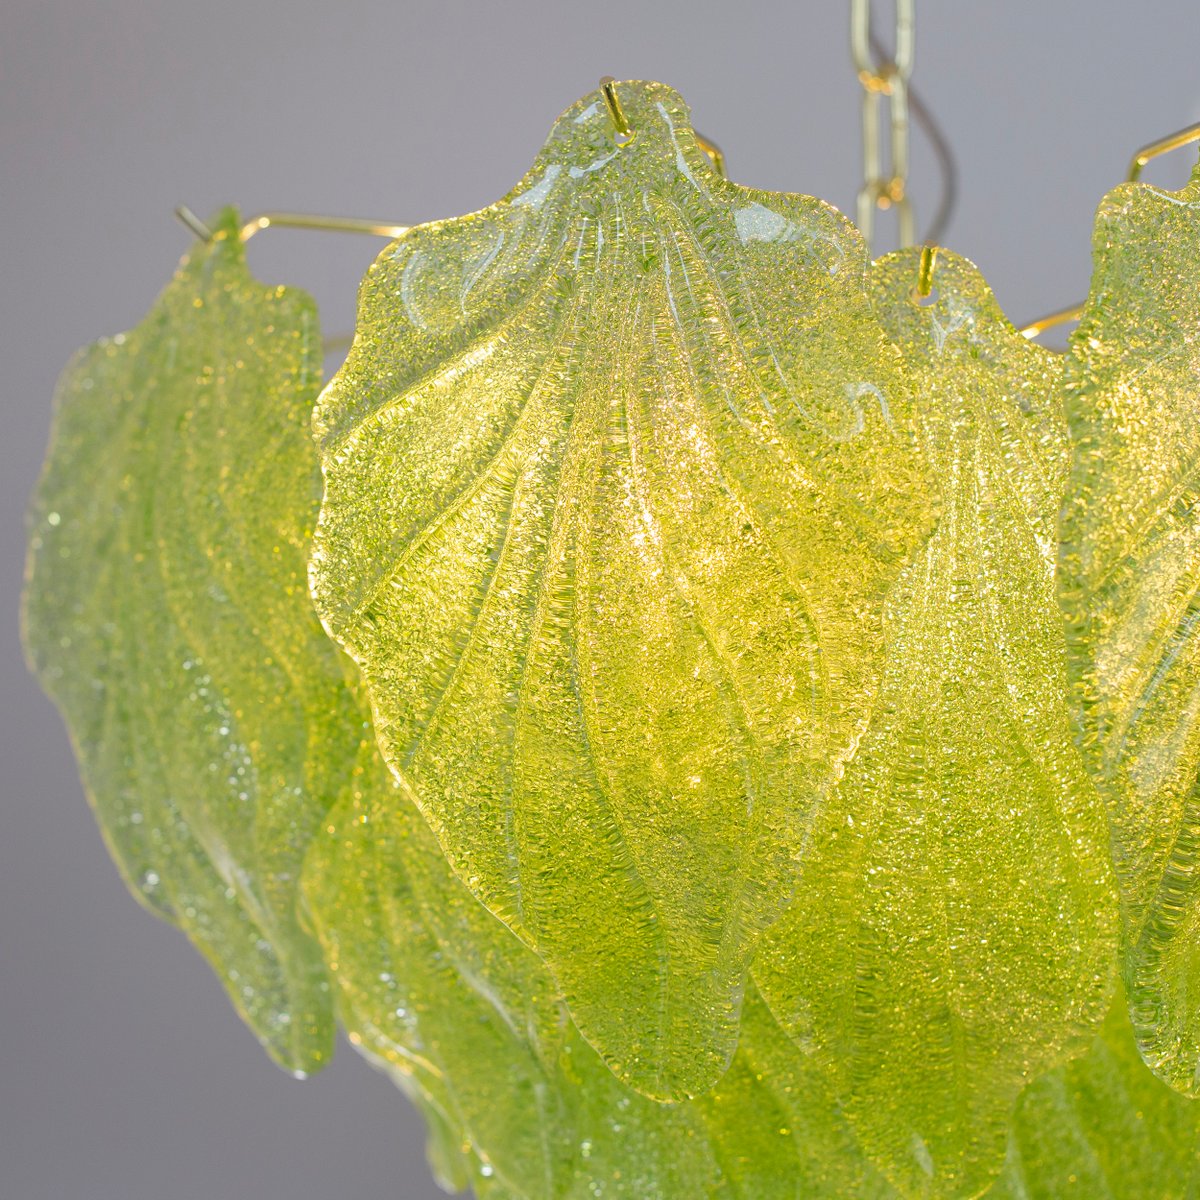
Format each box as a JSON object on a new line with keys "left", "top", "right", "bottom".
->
{"left": 23, "top": 2, "right": 1200, "bottom": 1195}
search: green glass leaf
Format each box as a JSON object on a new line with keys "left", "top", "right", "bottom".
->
{"left": 303, "top": 721, "right": 578, "bottom": 1195}
{"left": 312, "top": 734, "right": 1193, "bottom": 1200}
{"left": 693, "top": 985, "right": 897, "bottom": 1200}
{"left": 305, "top": 725, "right": 699, "bottom": 1196}
{"left": 1058, "top": 158, "right": 1200, "bottom": 1096}
{"left": 303, "top": 719, "right": 898, "bottom": 1198}
{"left": 22, "top": 210, "right": 358, "bottom": 1074}
{"left": 753, "top": 249, "right": 1117, "bottom": 1198}
{"left": 308, "top": 79, "right": 938, "bottom": 1099}
{"left": 988, "top": 985, "right": 1200, "bottom": 1199}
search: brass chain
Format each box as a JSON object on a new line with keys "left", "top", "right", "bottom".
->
{"left": 852, "top": 0, "right": 915, "bottom": 254}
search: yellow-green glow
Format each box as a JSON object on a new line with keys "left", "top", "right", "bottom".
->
{"left": 304, "top": 702, "right": 1184, "bottom": 1199}
{"left": 1059, "top": 158, "right": 1200, "bottom": 1097}
{"left": 22, "top": 211, "right": 358, "bottom": 1074}
{"left": 990, "top": 984, "right": 1200, "bottom": 1199}
{"left": 753, "top": 249, "right": 1117, "bottom": 1199}
{"left": 310, "top": 80, "right": 938, "bottom": 1099}
{"left": 21, "top": 81, "right": 1200, "bottom": 1200}
{"left": 302, "top": 717, "right": 901, "bottom": 1197}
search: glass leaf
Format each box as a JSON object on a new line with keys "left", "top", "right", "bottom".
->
{"left": 987, "top": 985, "right": 1200, "bottom": 1199}
{"left": 303, "top": 719, "right": 898, "bottom": 1198}
{"left": 753, "top": 249, "right": 1117, "bottom": 1198}
{"left": 695, "top": 983, "right": 898, "bottom": 1199}
{"left": 309, "top": 716, "right": 1192, "bottom": 1200}
{"left": 22, "top": 211, "right": 359, "bottom": 1074}
{"left": 1058, "top": 157, "right": 1200, "bottom": 1096}
{"left": 305, "top": 717, "right": 578, "bottom": 1195}
{"left": 308, "top": 79, "right": 939, "bottom": 1099}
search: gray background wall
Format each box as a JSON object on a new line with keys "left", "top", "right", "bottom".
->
{"left": 3, "top": 2, "right": 1199, "bottom": 1197}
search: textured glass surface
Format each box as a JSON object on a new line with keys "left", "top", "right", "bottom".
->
{"left": 302, "top": 723, "right": 899, "bottom": 1198}
{"left": 309, "top": 79, "right": 938, "bottom": 1099}
{"left": 1058, "top": 158, "right": 1200, "bottom": 1097}
{"left": 306, "top": 723, "right": 1186, "bottom": 1199}
{"left": 990, "top": 984, "right": 1200, "bottom": 1199}
{"left": 25, "top": 82, "right": 1200, "bottom": 1200}
{"left": 754, "top": 249, "right": 1117, "bottom": 1199}
{"left": 22, "top": 211, "right": 359, "bottom": 1074}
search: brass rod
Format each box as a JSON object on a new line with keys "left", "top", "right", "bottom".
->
{"left": 239, "top": 212, "right": 411, "bottom": 243}
{"left": 1022, "top": 120, "right": 1200, "bottom": 339}
{"left": 695, "top": 132, "right": 727, "bottom": 178}
{"left": 915, "top": 244, "right": 937, "bottom": 299}
{"left": 176, "top": 207, "right": 410, "bottom": 246}
{"left": 1127, "top": 120, "right": 1200, "bottom": 182}
{"left": 1019, "top": 303, "right": 1084, "bottom": 341}
{"left": 174, "top": 205, "right": 213, "bottom": 241}
{"left": 599, "top": 76, "right": 633, "bottom": 137}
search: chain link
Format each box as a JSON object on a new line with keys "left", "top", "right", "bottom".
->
{"left": 852, "top": 0, "right": 915, "bottom": 254}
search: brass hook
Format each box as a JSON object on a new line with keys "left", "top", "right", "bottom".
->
{"left": 695, "top": 132, "right": 727, "bottom": 179}
{"left": 914, "top": 243, "right": 937, "bottom": 300}
{"left": 173, "top": 207, "right": 407, "bottom": 360}
{"left": 598, "top": 77, "right": 727, "bottom": 178}
{"left": 599, "top": 76, "right": 633, "bottom": 139}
